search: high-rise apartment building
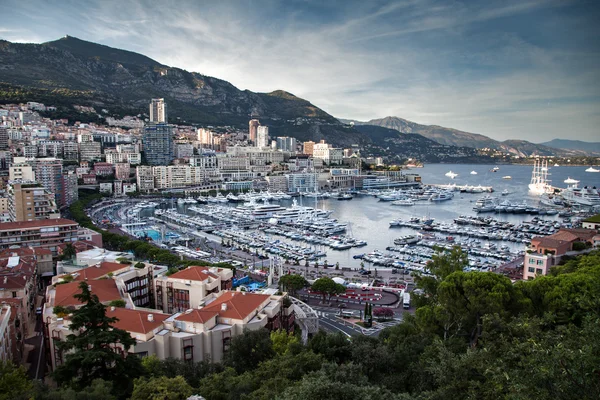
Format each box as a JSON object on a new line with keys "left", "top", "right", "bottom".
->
{"left": 149, "top": 98, "right": 168, "bottom": 123}
{"left": 249, "top": 119, "right": 260, "bottom": 144}
{"left": 303, "top": 141, "right": 315, "bottom": 155}
{"left": 79, "top": 141, "right": 102, "bottom": 162}
{"left": 62, "top": 171, "right": 79, "bottom": 207}
{"left": 276, "top": 137, "right": 297, "bottom": 152}
{"left": 0, "top": 127, "right": 8, "bottom": 150}
{"left": 7, "top": 183, "right": 60, "bottom": 222}
{"left": 143, "top": 124, "right": 174, "bottom": 166}
{"left": 256, "top": 126, "right": 269, "bottom": 148}
{"left": 34, "top": 159, "right": 64, "bottom": 207}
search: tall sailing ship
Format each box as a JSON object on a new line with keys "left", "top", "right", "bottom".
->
{"left": 528, "top": 158, "right": 552, "bottom": 195}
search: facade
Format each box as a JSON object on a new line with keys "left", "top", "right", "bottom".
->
{"left": 582, "top": 214, "right": 600, "bottom": 230}
{"left": 0, "top": 127, "right": 8, "bottom": 150}
{"left": 143, "top": 123, "right": 174, "bottom": 166}
{"left": 7, "top": 183, "right": 60, "bottom": 222}
{"left": 154, "top": 266, "right": 234, "bottom": 313}
{"left": 114, "top": 163, "right": 131, "bottom": 180}
{"left": 34, "top": 159, "right": 65, "bottom": 207}
{"left": 175, "top": 143, "right": 194, "bottom": 159}
{"left": 256, "top": 126, "right": 269, "bottom": 148}
{"left": 9, "top": 163, "right": 35, "bottom": 181}
{"left": 249, "top": 119, "right": 260, "bottom": 144}
{"left": 286, "top": 173, "right": 318, "bottom": 193}
{"left": 0, "top": 219, "right": 79, "bottom": 254}
{"left": 79, "top": 141, "right": 102, "bottom": 162}
{"left": 150, "top": 98, "right": 168, "bottom": 123}
{"left": 265, "top": 175, "right": 288, "bottom": 192}
{"left": 523, "top": 228, "right": 598, "bottom": 279}
{"left": 62, "top": 171, "right": 79, "bottom": 207}
{"left": 303, "top": 141, "right": 315, "bottom": 155}
{"left": 93, "top": 162, "right": 114, "bottom": 177}
{"left": 313, "top": 141, "right": 343, "bottom": 165}
{"left": 276, "top": 136, "right": 297, "bottom": 152}
{"left": 63, "top": 141, "right": 79, "bottom": 161}
{"left": 136, "top": 166, "right": 155, "bottom": 192}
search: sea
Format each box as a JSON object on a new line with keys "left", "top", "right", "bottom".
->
{"left": 168, "top": 163, "right": 600, "bottom": 268}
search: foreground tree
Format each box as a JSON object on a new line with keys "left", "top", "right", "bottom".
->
{"left": 311, "top": 277, "right": 346, "bottom": 302}
{"left": 53, "top": 282, "right": 144, "bottom": 398}
{"left": 0, "top": 361, "right": 32, "bottom": 400}
{"left": 223, "top": 328, "right": 275, "bottom": 373}
{"left": 131, "top": 376, "right": 193, "bottom": 400}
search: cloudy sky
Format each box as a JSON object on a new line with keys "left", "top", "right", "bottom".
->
{"left": 2, "top": 0, "right": 599, "bottom": 142}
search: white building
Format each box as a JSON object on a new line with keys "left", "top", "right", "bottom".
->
{"left": 149, "top": 98, "right": 168, "bottom": 123}
{"left": 256, "top": 126, "right": 270, "bottom": 148}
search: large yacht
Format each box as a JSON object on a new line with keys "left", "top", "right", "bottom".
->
{"left": 561, "top": 178, "right": 600, "bottom": 207}
{"left": 528, "top": 158, "right": 552, "bottom": 195}
{"left": 473, "top": 196, "right": 496, "bottom": 213}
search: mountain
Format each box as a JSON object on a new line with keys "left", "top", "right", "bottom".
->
{"left": 0, "top": 36, "right": 368, "bottom": 147}
{"left": 344, "top": 116, "right": 587, "bottom": 157}
{"left": 541, "top": 139, "right": 600, "bottom": 155}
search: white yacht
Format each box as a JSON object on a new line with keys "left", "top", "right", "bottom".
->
{"left": 502, "top": 176, "right": 512, "bottom": 180}
{"left": 473, "top": 196, "right": 496, "bottom": 213}
{"left": 430, "top": 191, "right": 454, "bottom": 202}
{"left": 561, "top": 178, "right": 600, "bottom": 207}
{"left": 445, "top": 171, "right": 458, "bottom": 179}
{"left": 491, "top": 166, "right": 500, "bottom": 172}
{"left": 470, "top": 171, "right": 478, "bottom": 175}
{"left": 585, "top": 166, "right": 600, "bottom": 173}
{"left": 528, "top": 158, "right": 552, "bottom": 195}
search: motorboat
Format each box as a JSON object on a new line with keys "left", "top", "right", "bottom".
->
{"left": 502, "top": 176, "right": 512, "bottom": 180}
{"left": 445, "top": 171, "right": 458, "bottom": 179}
{"left": 470, "top": 171, "right": 478, "bottom": 175}
{"left": 585, "top": 166, "right": 600, "bottom": 173}
{"left": 430, "top": 191, "right": 453, "bottom": 201}
{"left": 473, "top": 196, "right": 496, "bottom": 213}
{"left": 336, "top": 193, "right": 353, "bottom": 201}
{"left": 501, "top": 189, "right": 510, "bottom": 196}
{"left": 392, "top": 199, "right": 415, "bottom": 206}
{"left": 394, "top": 235, "right": 420, "bottom": 245}
{"left": 491, "top": 166, "right": 500, "bottom": 172}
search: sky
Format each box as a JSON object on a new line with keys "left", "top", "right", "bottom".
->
{"left": 1, "top": 0, "right": 600, "bottom": 142}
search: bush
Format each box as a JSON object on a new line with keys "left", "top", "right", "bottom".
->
{"left": 134, "top": 262, "right": 146, "bottom": 269}
{"left": 372, "top": 307, "right": 394, "bottom": 320}
{"left": 108, "top": 299, "right": 126, "bottom": 308}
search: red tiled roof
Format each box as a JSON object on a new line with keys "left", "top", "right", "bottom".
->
{"left": 0, "top": 218, "right": 77, "bottom": 231}
{"left": 203, "top": 291, "right": 270, "bottom": 321}
{"left": 0, "top": 274, "right": 32, "bottom": 290}
{"left": 533, "top": 237, "right": 569, "bottom": 249}
{"left": 54, "top": 280, "right": 121, "bottom": 307}
{"left": 550, "top": 231, "right": 579, "bottom": 242}
{"left": 175, "top": 309, "right": 218, "bottom": 324}
{"left": 168, "top": 266, "right": 218, "bottom": 281}
{"left": 106, "top": 308, "right": 169, "bottom": 334}
{"left": 71, "top": 262, "right": 129, "bottom": 281}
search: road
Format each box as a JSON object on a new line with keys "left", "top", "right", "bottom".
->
{"left": 313, "top": 306, "right": 403, "bottom": 338}
{"left": 25, "top": 316, "right": 45, "bottom": 380}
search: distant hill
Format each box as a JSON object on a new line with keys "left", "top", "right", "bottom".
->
{"left": 343, "top": 116, "right": 586, "bottom": 157}
{"left": 0, "top": 36, "right": 368, "bottom": 147}
{"left": 541, "top": 139, "right": 600, "bottom": 155}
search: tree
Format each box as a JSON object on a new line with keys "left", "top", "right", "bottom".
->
{"left": 131, "top": 376, "right": 193, "bottom": 400}
{"left": 223, "top": 328, "right": 275, "bottom": 373}
{"left": 271, "top": 329, "right": 301, "bottom": 355}
{"left": 62, "top": 243, "right": 77, "bottom": 260}
{"left": 52, "top": 282, "right": 144, "bottom": 397}
{"left": 0, "top": 361, "right": 32, "bottom": 400}
{"left": 279, "top": 274, "right": 308, "bottom": 296}
{"left": 373, "top": 307, "right": 394, "bottom": 320}
{"left": 415, "top": 246, "right": 469, "bottom": 307}
{"left": 33, "top": 378, "right": 116, "bottom": 400}
{"left": 311, "top": 277, "right": 345, "bottom": 303}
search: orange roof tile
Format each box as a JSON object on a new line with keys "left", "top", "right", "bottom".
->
{"left": 73, "top": 262, "right": 129, "bottom": 281}
{"left": 54, "top": 280, "right": 121, "bottom": 307}
{"left": 168, "top": 266, "right": 218, "bottom": 281}
{"left": 0, "top": 218, "right": 77, "bottom": 231}
{"left": 175, "top": 309, "right": 218, "bottom": 324}
{"left": 106, "top": 308, "right": 169, "bottom": 334}
{"left": 203, "top": 291, "right": 270, "bottom": 320}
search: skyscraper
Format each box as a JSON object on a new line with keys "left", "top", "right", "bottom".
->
{"left": 249, "top": 119, "right": 260, "bottom": 144}
{"left": 34, "top": 158, "right": 64, "bottom": 206}
{"left": 256, "top": 126, "right": 270, "bottom": 148}
{"left": 150, "top": 98, "right": 168, "bottom": 123}
{"left": 276, "top": 136, "right": 297, "bottom": 152}
{"left": 0, "top": 127, "right": 8, "bottom": 150}
{"left": 143, "top": 123, "right": 174, "bottom": 165}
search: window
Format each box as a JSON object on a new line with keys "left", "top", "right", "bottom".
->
{"left": 183, "top": 345, "right": 193, "bottom": 362}
{"left": 529, "top": 258, "right": 535, "bottom": 264}
{"left": 537, "top": 260, "right": 544, "bottom": 266}
{"left": 135, "top": 351, "right": 148, "bottom": 358}
{"left": 528, "top": 267, "right": 535, "bottom": 273}
{"left": 12, "top": 292, "right": 17, "bottom": 298}
{"left": 536, "top": 268, "right": 543, "bottom": 275}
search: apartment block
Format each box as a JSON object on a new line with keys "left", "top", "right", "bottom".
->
{"left": 0, "top": 219, "right": 79, "bottom": 254}
{"left": 143, "top": 123, "right": 174, "bottom": 166}
{"left": 136, "top": 166, "right": 155, "bottom": 192}
{"left": 114, "top": 163, "right": 131, "bottom": 180}
{"left": 7, "top": 183, "right": 59, "bottom": 222}
{"left": 79, "top": 141, "right": 102, "bottom": 162}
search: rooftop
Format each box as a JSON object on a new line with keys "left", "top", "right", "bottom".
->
{"left": 167, "top": 266, "right": 219, "bottom": 281}
{"left": 106, "top": 307, "right": 169, "bottom": 334}
{"left": 54, "top": 280, "right": 121, "bottom": 307}
{"left": 72, "top": 262, "right": 130, "bottom": 281}
{"left": 0, "top": 218, "right": 77, "bottom": 231}
{"left": 583, "top": 214, "right": 600, "bottom": 223}
{"left": 203, "top": 291, "right": 270, "bottom": 321}
{"left": 175, "top": 309, "right": 218, "bottom": 324}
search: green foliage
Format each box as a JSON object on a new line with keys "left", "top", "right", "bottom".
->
{"left": 115, "top": 257, "right": 131, "bottom": 265}
{"left": 223, "top": 328, "right": 275, "bottom": 373}
{"left": 133, "top": 262, "right": 145, "bottom": 269}
{"left": 108, "top": 299, "right": 126, "bottom": 308}
{"left": 52, "top": 282, "right": 143, "bottom": 398}
{"left": 33, "top": 378, "right": 116, "bottom": 400}
{"left": 311, "top": 277, "right": 346, "bottom": 302}
{"left": 131, "top": 376, "right": 193, "bottom": 400}
{"left": 270, "top": 329, "right": 300, "bottom": 356}
{"left": 278, "top": 274, "right": 307, "bottom": 296}
{"left": 0, "top": 361, "right": 32, "bottom": 400}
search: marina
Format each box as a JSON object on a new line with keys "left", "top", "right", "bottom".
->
{"left": 89, "top": 163, "right": 600, "bottom": 273}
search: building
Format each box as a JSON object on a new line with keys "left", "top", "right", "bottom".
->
{"left": 143, "top": 124, "right": 174, "bottom": 166}
{"left": 150, "top": 98, "right": 168, "bottom": 123}
{"left": 7, "top": 183, "right": 60, "bottom": 222}
{"left": 0, "top": 304, "right": 18, "bottom": 363}
{"left": 265, "top": 175, "right": 288, "bottom": 192}
{"left": 312, "top": 140, "right": 343, "bottom": 165}
{"left": 136, "top": 166, "right": 155, "bottom": 192}
{"left": 286, "top": 173, "right": 318, "bottom": 193}
{"left": 114, "top": 163, "right": 131, "bottom": 181}
{"left": 175, "top": 143, "right": 194, "bottom": 159}
{"left": 34, "top": 159, "right": 65, "bottom": 207}
{"left": 154, "top": 266, "right": 234, "bottom": 313}
{"left": 9, "top": 163, "right": 35, "bottom": 181}
{"left": 63, "top": 141, "right": 79, "bottom": 161}
{"left": 249, "top": 119, "right": 260, "bottom": 144}
{"left": 62, "top": 171, "right": 79, "bottom": 207}
{"left": 523, "top": 228, "right": 598, "bottom": 280}
{"left": 0, "top": 127, "right": 8, "bottom": 150}
{"left": 0, "top": 219, "right": 79, "bottom": 254}
{"left": 276, "top": 137, "right": 297, "bottom": 152}
{"left": 93, "top": 162, "right": 114, "bottom": 177}
{"left": 256, "top": 126, "right": 269, "bottom": 148}
{"left": 582, "top": 214, "right": 600, "bottom": 230}
{"left": 303, "top": 141, "right": 315, "bottom": 155}
{"left": 79, "top": 141, "right": 102, "bottom": 162}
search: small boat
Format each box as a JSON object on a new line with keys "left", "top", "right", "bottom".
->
{"left": 491, "top": 166, "right": 500, "bottom": 172}
{"left": 502, "top": 176, "right": 512, "bottom": 180}
{"left": 554, "top": 163, "right": 560, "bottom": 167}
{"left": 501, "top": 189, "right": 510, "bottom": 196}
{"left": 585, "top": 166, "right": 600, "bottom": 173}
{"left": 336, "top": 193, "right": 353, "bottom": 200}
{"left": 470, "top": 171, "right": 478, "bottom": 175}
{"left": 445, "top": 171, "right": 458, "bottom": 179}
